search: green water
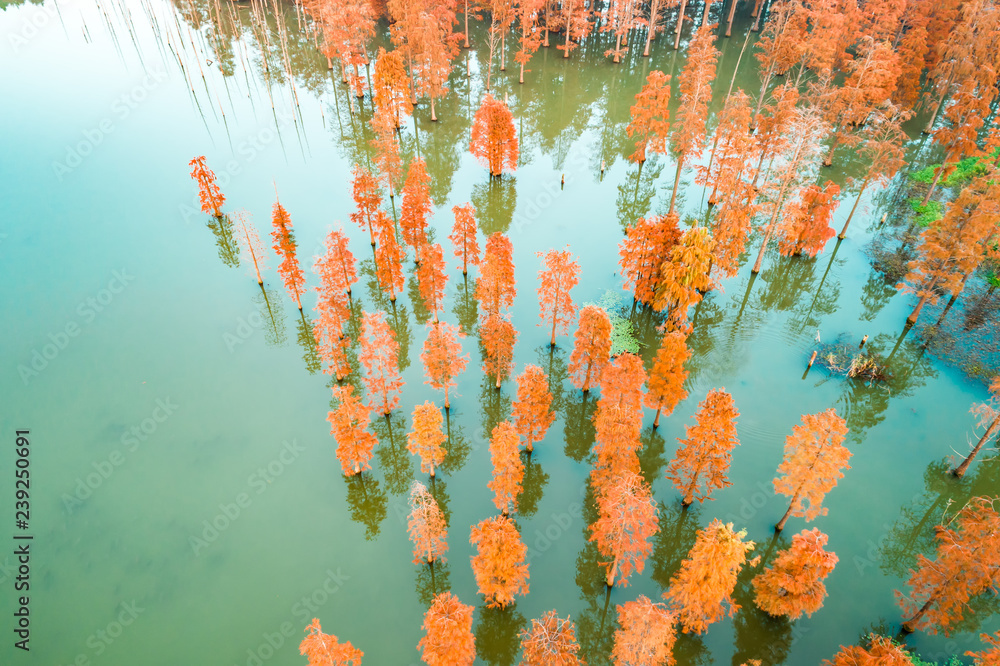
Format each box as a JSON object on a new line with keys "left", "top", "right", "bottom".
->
{"left": 1, "top": 1, "right": 997, "bottom": 664}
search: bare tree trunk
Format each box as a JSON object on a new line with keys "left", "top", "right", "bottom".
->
{"left": 839, "top": 174, "right": 871, "bottom": 239}
{"left": 952, "top": 415, "right": 1000, "bottom": 478}
{"left": 674, "top": 0, "right": 688, "bottom": 49}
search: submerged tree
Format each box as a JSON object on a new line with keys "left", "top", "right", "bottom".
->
{"left": 537, "top": 249, "right": 580, "bottom": 346}
{"left": 421, "top": 321, "right": 470, "bottom": 409}
{"left": 189, "top": 155, "right": 225, "bottom": 218}
{"left": 513, "top": 0, "right": 544, "bottom": 83}
{"left": 512, "top": 365, "right": 555, "bottom": 454}
{"left": 664, "top": 519, "right": 756, "bottom": 635}
{"left": 666, "top": 388, "right": 740, "bottom": 505}
{"left": 644, "top": 330, "right": 691, "bottom": 428}
{"left": 822, "top": 634, "right": 911, "bottom": 666}
{"left": 419, "top": 591, "right": 476, "bottom": 666}
{"left": 776, "top": 181, "right": 840, "bottom": 258}
{"left": 752, "top": 527, "right": 838, "bottom": 619}
{"left": 359, "top": 311, "right": 404, "bottom": 415}
{"left": 773, "top": 409, "right": 851, "bottom": 531}
{"left": 627, "top": 71, "right": 672, "bottom": 163}
{"left": 408, "top": 480, "right": 449, "bottom": 565}
{"left": 519, "top": 611, "right": 583, "bottom": 665}
{"left": 897, "top": 496, "right": 1000, "bottom": 635}
{"left": 568, "top": 305, "right": 614, "bottom": 393}
{"left": 477, "top": 232, "right": 517, "bottom": 318}
{"left": 351, "top": 165, "right": 383, "bottom": 247}
{"left": 417, "top": 243, "right": 449, "bottom": 322}
{"left": 450, "top": 204, "right": 481, "bottom": 275}
{"left": 400, "top": 157, "right": 433, "bottom": 261}
{"left": 299, "top": 619, "right": 363, "bottom": 665}
{"left": 328, "top": 385, "right": 379, "bottom": 476}
{"left": 372, "top": 47, "right": 414, "bottom": 128}
{"left": 470, "top": 94, "right": 519, "bottom": 177}
{"left": 589, "top": 470, "right": 660, "bottom": 588}
{"left": 953, "top": 377, "right": 1000, "bottom": 478}
{"left": 610, "top": 596, "right": 678, "bottom": 665}
{"left": 408, "top": 401, "right": 448, "bottom": 478}
{"left": 271, "top": 195, "right": 306, "bottom": 310}
{"left": 556, "top": 0, "right": 593, "bottom": 58}
{"left": 619, "top": 214, "right": 682, "bottom": 306}
{"left": 470, "top": 514, "right": 530, "bottom": 608}
{"left": 489, "top": 420, "right": 525, "bottom": 515}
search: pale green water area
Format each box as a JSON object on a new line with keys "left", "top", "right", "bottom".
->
{"left": 1, "top": 0, "right": 998, "bottom": 664}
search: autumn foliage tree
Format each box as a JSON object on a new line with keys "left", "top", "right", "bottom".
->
{"left": 421, "top": 321, "right": 470, "bottom": 409}
{"left": 776, "top": 181, "right": 840, "bottom": 258}
{"left": 590, "top": 471, "right": 660, "bottom": 588}
{"left": 603, "top": 0, "right": 643, "bottom": 63}
{"left": 359, "top": 311, "right": 404, "bottom": 415}
{"left": 189, "top": 156, "right": 225, "bottom": 218}
{"left": 611, "top": 596, "right": 678, "bottom": 666}
{"left": 664, "top": 519, "right": 756, "bottom": 634}
{"left": 773, "top": 409, "right": 851, "bottom": 531}
{"left": 481, "top": 314, "right": 518, "bottom": 388}
{"left": 408, "top": 480, "right": 448, "bottom": 565}
{"left": 372, "top": 47, "right": 413, "bottom": 128}
{"left": 699, "top": 90, "right": 755, "bottom": 207}
{"left": 968, "top": 632, "right": 1000, "bottom": 665}
{"left": 233, "top": 210, "right": 268, "bottom": 285}
{"left": 417, "top": 243, "right": 449, "bottom": 322}
{"left": 568, "top": 305, "right": 613, "bottom": 392}
{"left": 477, "top": 232, "right": 517, "bottom": 318}
{"left": 666, "top": 388, "right": 739, "bottom": 505}
{"left": 469, "top": 514, "right": 530, "bottom": 608}
{"left": 470, "top": 94, "right": 519, "bottom": 177}
{"left": 514, "top": 0, "right": 544, "bottom": 83}
{"left": 375, "top": 212, "right": 406, "bottom": 302}
{"left": 400, "top": 157, "right": 432, "bottom": 261}
{"left": 513, "top": 365, "right": 555, "bottom": 453}
{"left": 489, "top": 420, "right": 525, "bottom": 515}
{"left": 619, "top": 214, "right": 681, "bottom": 306}
{"left": 328, "top": 385, "right": 379, "bottom": 476}
{"left": 537, "top": 249, "right": 580, "bottom": 346}
{"left": 953, "top": 377, "right": 1000, "bottom": 478}
{"left": 897, "top": 496, "right": 1000, "bottom": 634}
{"left": 652, "top": 227, "right": 715, "bottom": 330}
{"left": 299, "top": 619, "right": 363, "bottom": 665}
{"left": 557, "top": 0, "right": 593, "bottom": 58}
{"left": 419, "top": 592, "right": 476, "bottom": 666}
{"left": 644, "top": 330, "right": 691, "bottom": 428}
{"left": 450, "top": 204, "right": 481, "bottom": 275}
{"left": 667, "top": 26, "right": 718, "bottom": 215}
{"left": 519, "top": 611, "right": 583, "bottom": 665}
{"left": 627, "top": 70, "right": 671, "bottom": 163}
{"left": 271, "top": 195, "right": 306, "bottom": 310}
{"left": 822, "top": 635, "right": 911, "bottom": 666}
{"left": 592, "top": 354, "right": 648, "bottom": 490}
{"left": 351, "top": 165, "right": 383, "bottom": 247}
{"left": 407, "top": 401, "right": 448, "bottom": 477}
{"left": 752, "top": 527, "right": 838, "bottom": 619}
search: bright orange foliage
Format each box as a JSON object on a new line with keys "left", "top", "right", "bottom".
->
{"left": 407, "top": 401, "right": 448, "bottom": 477}
{"left": 470, "top": 94, "right": 519, "bottom": 177}
{"left": 370, "top": 105, "right": 402, "bottom": 198}
{"left": 481, "top": 314, "right": 518, "bottom": 388}
{"left": 698, "top": 90, "right": 754, "bottom": 206}
{"left": 372, "top": 47, "right": 413, "bottom": 128}
{"left": 627, "top": 70, "right": 671, "bottom": 163}
{"left": 400, "top": 157, "right": 432, "bottom": 260}
{"left": 315, "top": 229, "right": 358, "bottom": 300}
{"left": 611, "top": 596, "right": 677, "bottom": 666}
{"left": 513, "top": 0, "right": 544, "bottom": 83}
{"left": 752, "top": 528, "right": 838, "bottom": 619}
{"left": 667, "top": 25, "right": 718, "bottom": 215}
{"left": 592, "top": 354, "right": 648, "bottom": 491}
{"left": 568, "top": 305, "right": 613, "bottom": 392}
{"left": 188, "top": 156, "right": 225, "bottom": 217}
{"left": 644, "top": 330, "right": 690, "bottom": 428}
{"left": 417, "top": 243, "right": 448, "bottom": 322}
{"left": 773, "top": 409, "right": 851, "bottom": 531}
{"left": 469, "top": 514, "right": 530, "bottom": 608}
{"left": 512, "top": 365, "right": 555, "bottom": 453}
{"left": 652, "top": 227, "right": 715, "bottom": 330}
{"left": 301, "top": 0, "right": 374, "bottom": 99}
{"left": 619, "top": 214, "right": 682, "bottom": 306}
{"left": 450, "top": 204, "right": 481, "bottom": 275}
{"left": 407, "top": 480, "right": 448, "bottom": 564}
{"left": 590, "top": 471, "right": 659, "bottom": 587}
{"left": 421, "top": 321, "right": 469, "bottom": 409}
{"left": 556, "top": 0, "right": 593, "bottom": 57}
{"left": 666, "top": 388, "right": 739, "bottom": 505}
{"left": 419, "top": 591, "right": 476, "bottom": 666}
{"left": 664, "top": 519, "right": 756, "bottom": 635}
{"left": 968, "top": 631, "right": 1000, "bottom": 665}
{"left": 358, "top": 311, "right": 404, "bottom": 415}
{"left": 313, "top": 297, "right": 351, "bottom": 381}
{"left": 897, "top": 496, "right": 1000, "bottom": 635}
{"left": 822, "top": 635, "right": 911, "bottom": 666}
{"left": 299, "top": 619, "right": 363, "bottom": 665}
{"left": 537, "top": 249, "right": 580, "bottom": 346}
{"left": 328, "top": 385, "right": 378, "bottom": 476}
{"left": 519, "top": 611, "right": 583, "bottom": 665}
{"left": 602, "top": 0, "right": 642, "bottom": 63}
{"left": 374, "top": 211, "right": 406, "bottom": 302}
{"left": 271, "top": 196, "right": 306, "bottom": 310}
{"left": 313, "top": 231, "right": 354, "bottom": 380}
{"left": 476, "top": 232, "right": 517, "bottom": 318}
{"left": 776, "top": 181, "right": 840, "bottom": 258}
{"left": 488, "top": 420, "right": 524, "bottom": 515}
{"left": 351, "top": 165, "right": 383, "bottom": 247}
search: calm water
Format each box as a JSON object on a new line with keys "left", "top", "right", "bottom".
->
{"left": 1, "top": 0, "right": 997, "bottom": 664}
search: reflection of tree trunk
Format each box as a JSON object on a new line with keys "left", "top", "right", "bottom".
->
{"left": 800, "top": 238, "right": 841, "bottom": 329}
{"left": 886, "top": 321, "right": 913, "bottom": 364}
{"left": 921, "top": 150, "right": 953, "bottom": 206}
{"left": 953, "top": 414, "right": 1000, "bottom": 478}
{"left": 840, "top": 175, "right": 872, "bottom": 239}
{"left": 734, "top": 272, "right": 758, "bottom": 325}
{"left": 669, "top": 153, "right": 685, "bottom": 215}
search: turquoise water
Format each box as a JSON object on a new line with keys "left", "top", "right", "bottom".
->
{"left": 1, "top": 0, "right": 997, "bottom": 664}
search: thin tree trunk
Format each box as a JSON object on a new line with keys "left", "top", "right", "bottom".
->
{"left": 840, "top": 175, "right": 871, "bottom": 239}
{"left": 669, "top": 153, "right": 685, "bottom": 214}
{"left": 644, "top": 0, "right": 661, "bottom": 55}
{"left": 921, "top": 157, "right": 950, "bottom": 205}
{"left": 725, "top": 0, "right": 738, "bottom": 36}
{"left": 674, "top": 0, "right": 688, "bottom": 49}
{"left": 464, "top": 0, "right": 470, "bottom": 47}
{"left": 952, "top": 415, "right": 1000, "bottom": 478}
{"left": 923, "top": 77, "right": 952, "bottom": 134}
{"left": 775, "top": 490, "right": 800, "bottom": 531}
